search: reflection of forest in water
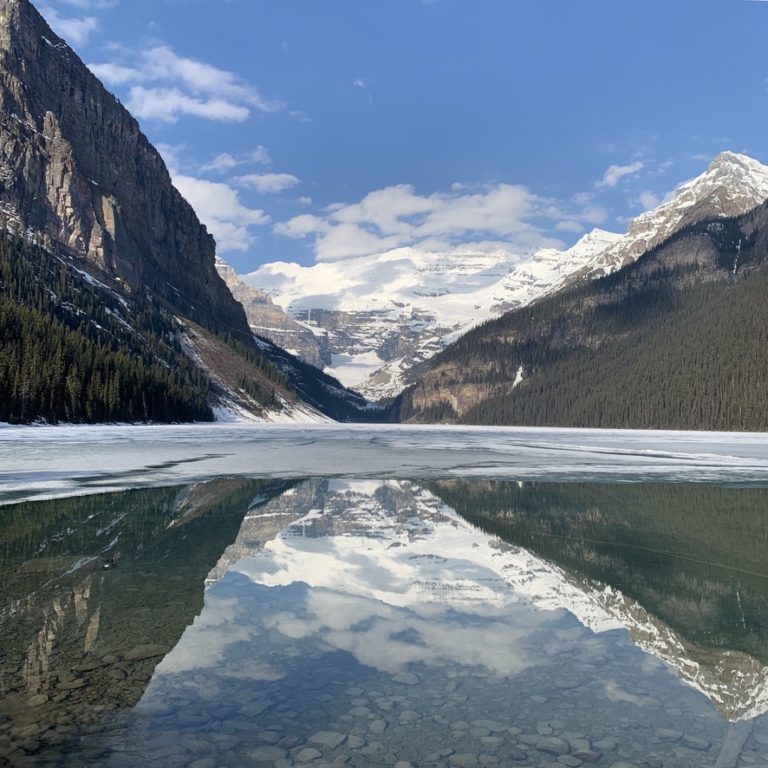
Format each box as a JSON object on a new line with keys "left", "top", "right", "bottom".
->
{"left": 431, "top": 481, "right": 768, "bottom": 663}
{"left": 0, "top": 479, "right": 291, "bottom": 757}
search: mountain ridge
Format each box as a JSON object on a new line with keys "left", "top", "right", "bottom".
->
{"left": 239, "top": 152, "right": 768, "bottom": 401}
{"left": 398, "top": 189, "right": 768, "bottom": 429}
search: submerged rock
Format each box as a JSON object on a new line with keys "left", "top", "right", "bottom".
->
{"left": 308, "top": 731, "right": 347, "bottom": 749}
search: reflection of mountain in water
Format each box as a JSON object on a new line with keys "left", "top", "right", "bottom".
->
{"left": 0, "top": 479, "right": 290, "bottom": 758}
{"left": 212, "top": 479, "right": 768, "bottom": 721}
{"left": 431, "top": 481, "right": 768, "bottom": 721}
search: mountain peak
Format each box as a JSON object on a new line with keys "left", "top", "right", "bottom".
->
{"left": 689, "top": 152, "right": 768, "bottom": 209}
{"left": 592, "top": 151, "right": 768, "bottom": 272}
{"left": 710, "top": 150, "right": 761, "bottom": 169}
{"left": 571, "top": 228, "right": 622, "bottom": 250}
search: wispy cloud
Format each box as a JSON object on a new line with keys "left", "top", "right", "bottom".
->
{"left": 200, "top": 148, "right": 272, "bottom": 174}
{"left": 89, "top": 45, "right": 281, "bottom": 123}
{"left": 235, "top": 173, "right": 301, "bottom": 194}
{"left": 353, "top": 78, "right": 373, "bottom": 105}
{"left": 40, "top": 5, "right": 99, "bottom": 45}
{"left": 596, "top": 161, "right": 644, "bottom": 189}
{"left": 127, "top": 87, "right": 250, "bottom": 123}
{"left": 40, "top": 0, "right": 119, "bottom": 46}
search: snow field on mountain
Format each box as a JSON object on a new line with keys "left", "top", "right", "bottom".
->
{"left": 241, "top": 152, "right": 768, "bottom": 398}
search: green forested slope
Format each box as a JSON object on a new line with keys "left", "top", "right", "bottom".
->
{"left": 464, "top": 271, "right": 768, "bottom": 429}
{"left": 399, "top": 212, "right": 768, "bottom": 430}
{"left": 0, "top": 232, "right": 213, "bottom": 423}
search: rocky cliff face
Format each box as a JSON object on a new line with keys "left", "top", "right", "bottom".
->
{"left": 0, "top": 0, "right": 250, "bottom": 338}
{"left": 215, "top": 258, "right": 330, "bottom": 368}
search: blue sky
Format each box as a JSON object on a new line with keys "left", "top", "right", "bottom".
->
{"left": 39, "top": 0, "right": 768, "bottom": 272}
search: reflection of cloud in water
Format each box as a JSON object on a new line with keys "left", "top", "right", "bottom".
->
{"left": 263, "top": 588, "right": 573, "bottom": 677}
{"left": 150, "top": 574, "right": 589, "bottom": 689}
{"left": 151, "top": 593, "right": 282, "bottom": 681}
{"left": 145, "top": 480, "right": 768, "bottom": 722}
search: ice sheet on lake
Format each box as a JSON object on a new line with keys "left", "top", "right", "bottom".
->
{"left": 4, "top": 424, "right": 768, "bottom": 504}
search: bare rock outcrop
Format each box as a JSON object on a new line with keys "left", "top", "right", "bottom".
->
{"left": 0, "top": 0, "right": 251, "bottom": 338}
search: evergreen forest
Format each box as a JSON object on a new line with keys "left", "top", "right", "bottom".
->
{"left": 0, "top": 232, "right": 213, "bottom": 424}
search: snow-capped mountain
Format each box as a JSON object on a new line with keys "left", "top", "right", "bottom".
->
{"left": 241, "top": 152, "right": 768, "bottom": 400}
{"left": 599, "top": 151, "right": 768, "bottom": 270}
{"left": 208, "top": 480, "right": 768, "bottom": 722}
{"left": 243, "top": 232, "right": 623, "bottom": 400}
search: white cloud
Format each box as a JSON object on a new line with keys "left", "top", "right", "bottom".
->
{"left": 274, "top": 214, "right": 329, "bottom": 238}
{"left": 236, "top": 173, "right": 300, "bottom": 194}
{"left": 40, "top": 6, "right": 98, "bottom": 45}
{"left": 579, "top": 205, "right": 609, "bottom": 225}
{"left": 313, "top": 223, "right": 404, "bottom": 262}
{"left": 88, "top": 62, "right": 140, "bottom": 84}
{"left": 199, "top": 153, "right": 239, "bottom": 174}
{"left": 556, "top": 220, "right": 585, "bottom": 234}
{"left": 596, "top": 161, "right": 644, "bottom": 189}
{"left": 250, "top": 146, "right": 273, "bottom": 166}
{"left": 633, "top": 191, "right": 661, "bottom": 211}
{"left": 142, "top": 46, "right": 274, "bottom": 110}
{"left": 275, "top": 183, "right": 564, "bottom": 262}
{"left": 127, "top": 86, "right": 250, "bottom": 123}
{"left": 173, "top": 174, "right": 269, "bottom": 252}
{"left": 200, "top": 147, "right": 272, "bottom": 174}
{"left": 89, "top": 45, "right": 279, "bottom": 123}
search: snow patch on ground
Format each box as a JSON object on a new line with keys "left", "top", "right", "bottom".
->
{"left": 213, "top": 396, "right": 333, "bottom": 425}
{"left": 327, "top": 352, "right": 386, "bottom": 389}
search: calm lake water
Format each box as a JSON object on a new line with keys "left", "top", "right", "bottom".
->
{"left": 3, "top": 427, "right": 768, "bottom": 767}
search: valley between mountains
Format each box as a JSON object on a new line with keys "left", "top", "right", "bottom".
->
{"left": 3, "top": 0, "right": 768, "bottom": 430}
{"left": 224, "top": 151, "right": 768, "bottom": 431}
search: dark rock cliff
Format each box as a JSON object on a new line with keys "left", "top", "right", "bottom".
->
{"left": 0, "top": 0, "right": 251, "bottom": 338}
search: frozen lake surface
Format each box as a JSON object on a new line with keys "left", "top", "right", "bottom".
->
{"left": 4, "top": 423, "right": 768, "bottom": 503}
